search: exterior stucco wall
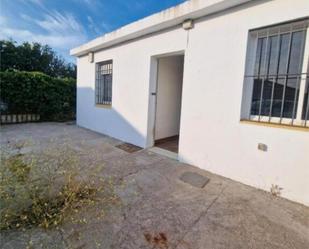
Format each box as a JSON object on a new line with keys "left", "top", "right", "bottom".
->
{"left": 77, "top": 27, "right": 187, "bottom": 147}
{"left": 76, "top": 0, "right": 309, "bottom": 205}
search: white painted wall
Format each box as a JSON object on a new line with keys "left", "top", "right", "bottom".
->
{"left": 76, "top": 0, "right": 309, "bottom": 205}
{"left": 179, "top": 0, "right": 309, "bottom": 206}
{"left": 155, "top": 56, "right": 184, "bottom": 140}
{"left": 76, "top": 27, "right": 187, "bottom": 147}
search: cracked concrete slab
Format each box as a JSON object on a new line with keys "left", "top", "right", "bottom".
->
{"left": 1, "top": 123, "right": 309, "bottom": 249}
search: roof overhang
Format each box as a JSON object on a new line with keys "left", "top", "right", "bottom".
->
{"left": 70, "top": 0, "right": 253, "bottom": 57}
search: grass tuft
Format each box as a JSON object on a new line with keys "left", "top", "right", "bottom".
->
{"left": 0, "top": 141, "right": 117, "bottom": 231}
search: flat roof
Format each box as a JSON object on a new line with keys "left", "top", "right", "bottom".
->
{"left": 70, "top": 0, "right": 252, "bottom": 57}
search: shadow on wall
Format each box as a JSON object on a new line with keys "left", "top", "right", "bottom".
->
{"left": 77, "top": 87, "right": 147, "bottom": 148}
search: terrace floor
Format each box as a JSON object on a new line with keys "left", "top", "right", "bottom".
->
{"left": 0, "top": 123, "right": 308, "bottom": 249}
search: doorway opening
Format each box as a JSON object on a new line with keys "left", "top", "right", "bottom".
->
{"left": 153, "top": 54, "right": 184, "bottom": 154}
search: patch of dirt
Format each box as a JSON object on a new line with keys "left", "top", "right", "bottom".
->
{"left": 144, "top": 232, "right": 168, "bottom": 249}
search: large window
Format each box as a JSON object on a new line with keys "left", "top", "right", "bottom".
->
{"left": 95, "top": 60, "right": 113, "bottom": 105}
{"left": 244, "top": 19, "right": 309, "bottom": 127}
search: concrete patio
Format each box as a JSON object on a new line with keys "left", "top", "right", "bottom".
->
{"left": 0, "top": 123, "right": 308, "bottom": 249}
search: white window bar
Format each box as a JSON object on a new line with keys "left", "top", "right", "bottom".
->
{"left": 295, "top": 25, "right": 309, "bottom": 126}
{"left": 246, "top": 19, "right": 309, "bottom": 127}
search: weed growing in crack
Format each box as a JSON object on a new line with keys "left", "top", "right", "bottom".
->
{"left": 0, "top": 140, "right": 119, "bottom": 231}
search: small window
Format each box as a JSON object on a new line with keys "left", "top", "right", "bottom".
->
{"left": 95, "top": 60, "right": 113, "bottom": 105}
{"left": 243, "top": 19, "right": 309, "bottom": 127}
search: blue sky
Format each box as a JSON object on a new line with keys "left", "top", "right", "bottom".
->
{"left": 0, "top": 0, "right": 186, "bottom": 63}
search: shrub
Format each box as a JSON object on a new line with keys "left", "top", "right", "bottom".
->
{"left": 0, "top": 71, "right": 76, "bottom": 121}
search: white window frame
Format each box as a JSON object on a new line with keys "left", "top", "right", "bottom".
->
{"left": 242, "top": 19, "right": 309, "bottom": 128}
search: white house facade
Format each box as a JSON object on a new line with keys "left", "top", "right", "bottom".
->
{"left": 71, "top": 0, "right": 309, "bottom": 206}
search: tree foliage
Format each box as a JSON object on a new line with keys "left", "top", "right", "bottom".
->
{"left": 0, "top": 40, "right": 76, "bottom": 79}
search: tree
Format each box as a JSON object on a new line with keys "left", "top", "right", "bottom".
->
{"left": 0, "top": 40, "right": 76, "bottom": 79}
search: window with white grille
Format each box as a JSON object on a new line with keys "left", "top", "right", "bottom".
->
{"left": 95, "top": 60, "right": 113, "bottom": 105}
{"left": 243, "top": 19, "right": 309, "bottom": 127}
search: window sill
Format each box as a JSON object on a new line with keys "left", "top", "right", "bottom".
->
{"left": 95, "top": 104, "right": 112, "bottom": 109}
{"left": 240, "top": 119, "right": 309, "bottom": 132}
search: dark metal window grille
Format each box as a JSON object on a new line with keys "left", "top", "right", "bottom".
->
{"left": 96, "top": 60, "right": 113, "bottom": 105}
{"left": 245, "top": 20, "right": 309, "bottom": 126}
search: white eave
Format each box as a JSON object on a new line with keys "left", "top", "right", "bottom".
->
{"left": 70, "top": 0, "right": 253, "bottom": 57}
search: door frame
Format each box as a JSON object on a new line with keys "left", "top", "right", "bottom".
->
{"left": 146, "top": 50, "right": 185, "bottom": 148}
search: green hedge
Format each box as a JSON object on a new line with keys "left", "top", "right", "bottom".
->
{"left": 0, "top": 71, "right": 76, "bottom": 121}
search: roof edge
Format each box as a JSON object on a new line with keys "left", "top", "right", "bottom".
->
{"left": 70, "top": 0, "right": 252, "bottom": 57}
